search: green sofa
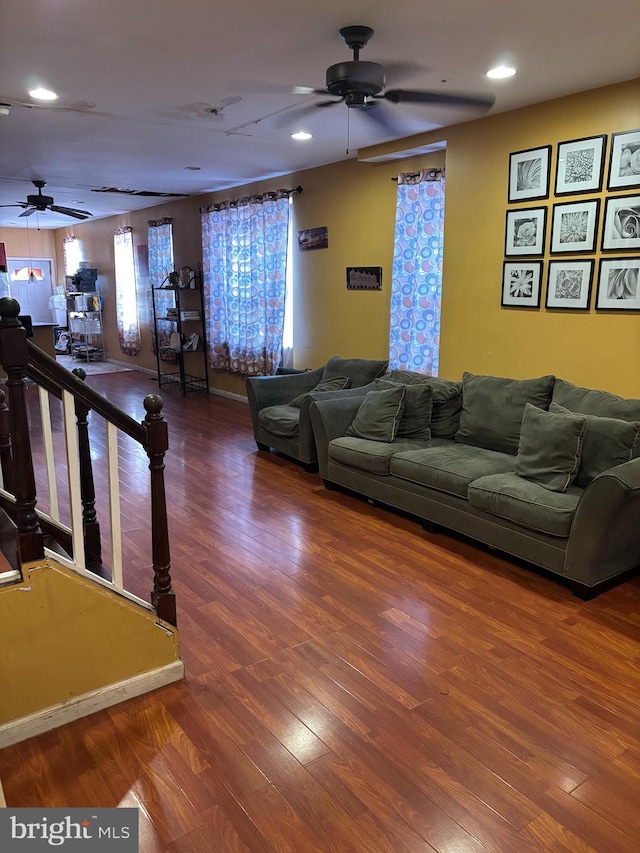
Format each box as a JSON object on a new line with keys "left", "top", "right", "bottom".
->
{"left": 309, "top": 370, "right": 640, "bottom": 598}
{"left": 245, "top": 356, "right": 389, "bottom": 469}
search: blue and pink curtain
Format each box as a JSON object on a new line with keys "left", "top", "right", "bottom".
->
{"left": 389, "top": 170, "right": 445, "bottom": 376}
{"left": 147, "top": 219, "right": 175, "bottom": 361}
{"left": 201, "top": 192, "right": 290, "bottom": 375}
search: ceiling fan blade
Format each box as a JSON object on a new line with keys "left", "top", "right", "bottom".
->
{"left": 383, "top": 89, "right": 495, "bottom": 110}
{"left": 359, "top": 103, "right": 406, "bottom": 135}
{"left": 0, "top": 203, "right": 27, "bottom": 208}
{"left": 315, "top": 98, "right": 343, "bottom": 108}
{"left": 19, "top": 207, "right": 37, "bottom": 217}
{"left": 379, "top": 61, "right": 428, "bottom": 88}
{"left": 49, "top": 205, "right": 93, "bottom": 219}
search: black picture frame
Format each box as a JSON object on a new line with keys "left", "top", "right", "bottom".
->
{"left": 545, "top": 260, "right": 594, "bottom": 310}
{"left": 601, "top": 193, "right": 640, "bottom": 252}
{"left": 607, "top": 129, "right": 640, "bottom": 191}
{"left": 554, "top": 135, "right": 607, "bottom": 196}
{"left": 504, "top": 207, "right": 547, "bottom": 257}
{"left": 550, "top": 198, "right": 600, "bottom": 254}
{"left": 501, "top": 261, "right": 543, "bottom": 307}
{"left": 508, "top": 145, "right": 551, "bottom": 202}
{"left": 595, "top": 257, "right": 640, "bottom": 310}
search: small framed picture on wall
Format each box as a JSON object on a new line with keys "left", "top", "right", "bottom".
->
{"left": 596, "top": 257, "right": 640, "bottom": 310}
{"left": 555, "top": 135, "right": 607, "bottom": 195}
{"left": 601, "top": 194, "right": 640, "bottom": 251}
{"left": 550, "top": 199, "right": 600, "bottom": 253}
{"left": 508, "top": 146, "right": 552, "bottom": 202}
{"left": 501, "top": 261, "right": 543, "bottom": 307}
{"left": 607, "top": 129, "right": 640, "bottom": 191}
{"left": 504, "top": 207, "right": 547, "bottom": 256}
{"left": 546, "top": 260, "right": 594, "bottom": 310}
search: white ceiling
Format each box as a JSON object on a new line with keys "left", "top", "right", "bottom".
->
{"left": 0, "top": 0, "right": 639, "bottom": 229}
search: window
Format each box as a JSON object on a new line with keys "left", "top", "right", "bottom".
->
{"left": 147, "top": 219, "right": 174, "bottom": 360}
{"left": 389, "top": 170, "right": 445, "bottom": 375}
{"left": 201, "top": 191, "right": 292, "bottom": 375}
{"left": 113, "top": 227, "right": 140, "bottom": 356}
{"left": 63, "top": 236, "right": 82, "bottom": 276}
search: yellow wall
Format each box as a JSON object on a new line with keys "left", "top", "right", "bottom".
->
{"left": 0, "top": 560, "right": 180, "bottom": 724}
{"left": 15, "top": 77, "right": 638, "bottom": 398}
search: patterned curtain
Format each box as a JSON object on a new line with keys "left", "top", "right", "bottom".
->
{"left": 113, "top": 227, "right": 141, "bottom": 356}
{"left": 389, "top": 169, "right": 445, "bottom": 376}
{"left": 148, "top": 219, "right": 175, "bottom": 361}
{"left": 201, "top": 191, "right": 290, "bottom": 375}
{"left": 63, "top": 236, "right": 82, "bottom": 276}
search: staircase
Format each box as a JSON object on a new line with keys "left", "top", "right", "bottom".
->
{"left": 0, "top": 297, "right": 184, "bottom": 751}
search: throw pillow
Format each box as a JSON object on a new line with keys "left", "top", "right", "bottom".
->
{"left": 289, "top": 375, "right": 351, "bottom": 407}
{"left": 550, "top": 402, "right": 640, "bottom": 486}
{"left": 374, "top": 379, "right": 433, "bottom": 441}
{"left": 455, "top": 372, "right": 556, "bottom": 455}
{"left": 346, "top": 385, "right": 406, "bottom": 443}
{"left": 515, "top": 403, "right": 586, "bottom": 492}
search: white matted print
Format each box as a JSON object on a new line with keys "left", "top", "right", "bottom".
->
{"left": 504, "top": 207, "right": 547, "bottom": 256}
{"left": 607, "top": 129, "right": 640, "bottom": 190}
{"left": 501, "top": 261, "right": 542, "bottom": 307}
{"left": 602, "top": 194, "right": 640, "bottom": 251}
{"left": 508, "top": 146, "right": 551, "bottom": 202}
{"left": 546, "top": 260, "right": 593, "bottom": 310}
{"left": 550, "top": 199, "right": 600, "bottom": 253}
{"left": 596, "top": 258, "right": 640, "bottom": 310}
{"left": 555, "top": 135, "right": 607, "bottom": 195}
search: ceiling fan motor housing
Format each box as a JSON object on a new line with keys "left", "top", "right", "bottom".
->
{"left": 325, "top": 61, "right": 386, "bottom": 103}
{"left": 26, "top": 193, "right": 54, "bottom": 208}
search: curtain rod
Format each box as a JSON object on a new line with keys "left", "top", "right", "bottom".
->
{"left": 391, "top": 168, "right": 443, "bottom": 182}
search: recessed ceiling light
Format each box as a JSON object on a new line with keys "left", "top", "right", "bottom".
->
{"left": 29, "top": 87, "right": 59, "bottom": 101}
{"left": 184, "top": 165, "right": 201, "bottom": 171}
{"left": 291, "top": 131, "right": 312, "bottom": 141}
{"left": 486, "top": 65, "right": 516, "bottom": 80}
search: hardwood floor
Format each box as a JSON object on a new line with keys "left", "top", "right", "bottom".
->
{"left": 2, "top": 370, "right": 640, "bottom": 851}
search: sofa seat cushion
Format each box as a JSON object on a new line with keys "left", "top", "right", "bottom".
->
{"left": 258, "top": 404, "right": 300, "bottom": 437}
{"left": 329, "top": 437, "right": 430, "bottom": 475}
{"left": 456, "top": 372, "right": 555, "bottom": 454}
{"left": 468, "top": 473, "right": 582, "bottom": 537}
{"left": 390, "top": 443, "right": 516, "bottom": 498}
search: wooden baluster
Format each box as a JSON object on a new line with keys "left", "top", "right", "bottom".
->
{"left": 71, "top": 366, "right": 103, "bottom": 575}
{"left": 0, "top": 387, "right": 14, "bottom": 494}
{"left": 0, "top": 297, "right": 44, "bottom": 563}
{"left": 143, "top": 393, "right": 176, "bottom": 626}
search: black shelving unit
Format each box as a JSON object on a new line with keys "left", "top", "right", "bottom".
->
{"left": 151, "top": 268, "right": 209, "bottom": 396}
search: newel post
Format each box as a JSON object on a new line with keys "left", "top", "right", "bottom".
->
{"left": 143, "top": 393, "right": 176, "bottom": 626}
{"left": 72, "top": 366, "right": 103, "bottom": 573}
{"left": 0, "top": 297, "right": 44, "bottom": 563}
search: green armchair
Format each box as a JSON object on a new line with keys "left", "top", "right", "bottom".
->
{"left": 246, "top": 356, "right": 389, "bottom": 469}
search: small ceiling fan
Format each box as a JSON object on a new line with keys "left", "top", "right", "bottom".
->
{"left": 0, "top": 180, "right": 92, "bottom": 220}
{"left": 284, "top": 25, "right": 495, "bottom": 132}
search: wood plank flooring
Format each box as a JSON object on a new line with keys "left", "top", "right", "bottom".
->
{"left": 2, "top": 371, "right": 640, "bottom": 851}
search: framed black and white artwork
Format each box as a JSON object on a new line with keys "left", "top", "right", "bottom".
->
{"left": 601, "top": 194, "right": 640, "bottom": 251}
{"left": 550, "top": 199, "right": 600, "bottom": 253}
{"left": 607, "top": 129, "right": 640, "bottom": 191}
{"left": 501, "top": 261, "right": 543, "bottom": 307}
{"left": 546, "top": 260, "right": 594, "bottom": 310}
{"left": 504, "top": 207, "right": 547, "bottom": 256}
{"left": 508, "top": 146, "right": 551, "bottom": 202}
{"left": 596, "top": 258, "right": 640, "bottom": 310}
{"left": 555, "top": 135, "right": 607, "bottom": 195}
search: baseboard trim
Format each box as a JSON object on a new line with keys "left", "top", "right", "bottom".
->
{"left": 0, "top": 660, "right": 184, "bottom": 749}
{"left": 209, "top": 387, "right": 248, "bottom": 403}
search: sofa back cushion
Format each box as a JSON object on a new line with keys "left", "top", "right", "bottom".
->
{"left": 378, "top": 371, "right": 462, "bottom": 439}
{"left": 374, "top": 379, "right": 432, "bottom": 441}
{"left": 346, "top": 385, "right": 406, "bottom": 442}
{"left": 552, "top": 381, "right": 640, "bottom": 462}
{"left": 515, "top": 403, "right": 586, "bottom": 492}
{"left": 323, "top": 356, "right": 389, "bottom": 387}
{"left": 455, "top": 372, "right": 556, "bottom": 455}
{"left": 550, "top": 402, "right": 640, "bottom": 486}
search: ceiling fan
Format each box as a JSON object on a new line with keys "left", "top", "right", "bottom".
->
{"left": 285, "top": 25, "right": 495, "bottom": 132}
{"left": 0, "top": 180, "right": 92, "bottom": 220}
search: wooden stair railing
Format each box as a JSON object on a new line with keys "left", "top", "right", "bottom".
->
{"left": 0, "top": 297, "right": 177, "bottom": 626}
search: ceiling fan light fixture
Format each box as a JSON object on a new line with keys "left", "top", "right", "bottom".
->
{"left": 291, "top": 131, "right": 312, "bottom": 140}
{"left": 28, "top": 87, "right": 59, "bottom": 101}
{"left": 486, "top": 65, "right": 516, "bottom": 80}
